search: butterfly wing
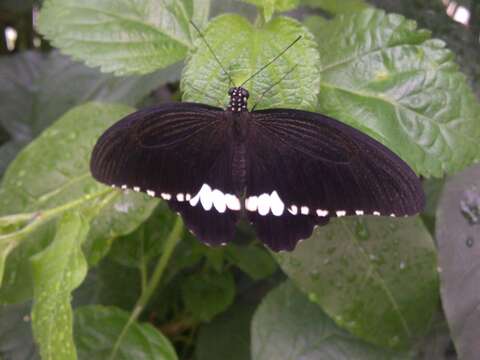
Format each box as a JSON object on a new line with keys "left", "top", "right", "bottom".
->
{"left": 90, "top": 103, "right": 240, "bottom": 245}
{"left": 246, "top": 108, "right": 425, "bottom": 251}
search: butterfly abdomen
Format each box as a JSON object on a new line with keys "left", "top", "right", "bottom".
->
{"left": 232, "top": 141, "right": 247, "bottom": 194}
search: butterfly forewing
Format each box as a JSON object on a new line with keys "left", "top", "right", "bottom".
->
{"left": 245, "top": 109, "right": 425, "bottom": 251}
{"left": 90, "top": 103, "right": 241, "bottom": 245}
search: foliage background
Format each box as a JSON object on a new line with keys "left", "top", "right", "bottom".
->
{"left": 0, "top": 0, "right": 479, "bottom": 359}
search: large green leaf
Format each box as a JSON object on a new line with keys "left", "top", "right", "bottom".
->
{"left": 309, "top": 9, "right": 480, "bottom": 177}
{"left": 436, "top": 163, "right": 480, "bottom": 359}
{"left": 0, "top": 51, "right": 182, "bottom": 174}
{"left": 251, "top": 281, "right": 411, "bottom": 360}
{"left": 38, "top": 0, "right": 193, "bottom": 75}
{"left": 275, "top": 217, "right": 438, "bottom": 349}
{"left": 31, "top": 212, "right": 89, "bottom": 360}
{"left": 74, "top": 305, "right": 178, "bottom": 360}
{"left": 0, "top": 103, "right": 158, "bottom": 304}
{"left": 182, "top": 14, "right": 319, "bottom": 111}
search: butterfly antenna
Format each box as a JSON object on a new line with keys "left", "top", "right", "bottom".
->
{"left": 251, "top": 65, "right": 298, "bottom": 111}
{"left": 189, "top": 20, "right": 235, "bottom": 87}
{"left": 239, "top": 35, "right": 302, "bottom": 88}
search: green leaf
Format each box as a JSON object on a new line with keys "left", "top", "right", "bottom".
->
{"left": 196, "top": 302, "right": 256, "bottom": 360}
{"left": 0, "top": 103, "right": 158, "bottom": 304}
{"left": 436, "top": 163, "right": 480, "bottom": 359}
{"left": 181, "top": 270, "right": 235, "bottom": 321}
{"left": 309, "top": 9, "right": 480, "bottom": 177}
{"left": 300, "top": 0, "right": 369, "bottom": 13}
{"left": 275, "top": 217, "right": 439, "bottom": 349}
{"left": 182, "top": 15, "right": 319, "bottom": 111}
{"left": 225, "top": 243, "right": 277, "bottom": 280}
{"left": 0, "top": 50, "right": 182, "bottom": 174}
{"left": 74, "top": 305, "right": 178, "bottom": 360}
{"left": 251, "top": 281, "right": 412, "bottom": 360}
{"left": 31, "top": 212, "right": 90, "bottom": 360}
{"left": 38, "top": 0, "right": 193, "bottom": 75}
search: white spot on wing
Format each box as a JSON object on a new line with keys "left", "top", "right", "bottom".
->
{"left": 161, "top": 193, "right": 171, "bottom": 200}
{"left": 258, "top": 193, "right": 270, "bottom": 216}
{"left": 186, "top": 193, "right": 191, "bottom": 201}
{"left": 147, "top": 190, "right": 155, "bottom": 197}
{"left": 121, "top": 185, "right": 127, "bottom": 190}
{"left": 225, "top": 194, "right": 241, "bottom": 211}
{"left": 301, "top": 206, "right": 309, "bottom": 215}
{"left": 199, "top": 184, "right": 213, "bottom": 211}
{"left": 212, "top": 189, "right": 227, "bottom": 213}
{"left": 390, "top": 213, "right": 396, "bottom": 217}
{"left": 373, "top": 211, "right": 381, "bottom": 216}
{"left": 133, "top": 186, "right": 140, "bottom": 192}
{"left": 245, "top": 196, "right": 258, "bottom": 212}
{"left": 317, "top": 209, "right": 328, "bottom": 217}
{"left": 336, "top": 210, "right": 346, "bottom": 217}
{"left": 270, "top": 191, "right": 284, "bottom": 216}
{"left": 288, "top": 205, "right": 298, "bottom": 215}
{"left": 355, "top": 210, "right": 364, "bottom": 216}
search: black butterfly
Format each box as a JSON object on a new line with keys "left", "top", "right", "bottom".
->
{"left": 90, "top": 82, "right": 425, "bottom": 251}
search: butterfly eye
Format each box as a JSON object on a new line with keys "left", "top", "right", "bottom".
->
{"left": 241, "top": 89, "right": 249, "bottom": 98}
{"left": 228, "top": 87, "right": 235, "bottom": 95}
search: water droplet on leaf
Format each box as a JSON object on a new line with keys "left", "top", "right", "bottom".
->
{"left": 466, "top": 237, "right": 474, "bottom": 248}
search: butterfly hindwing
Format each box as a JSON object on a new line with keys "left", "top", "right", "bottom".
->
{"left": 245, "top": 109, "right": 425, "bottom": 251}
{"left": 90, "top": 103, "right": 240, "bottom": 246}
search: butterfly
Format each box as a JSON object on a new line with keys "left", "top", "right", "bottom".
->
{"left": 90, "top": 80, "right": 425, "bottom": 251}
{"left": 90, "top": 23, "right": 425, "bottom": 251}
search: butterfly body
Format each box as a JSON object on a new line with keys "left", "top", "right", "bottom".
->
{"left": 90, "top": 87, "right": 425, "bottom": 251}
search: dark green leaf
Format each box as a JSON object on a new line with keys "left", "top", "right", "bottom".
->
{"left": 275, "top": 217, "right": 439, "bottom": 349}
{"left": 0, "top": 51, "right": 181, "bottom": 173}
{"left": 436, "top": 163, "right": 480, "bottom": 359}
{"left": 0, "top": 103, "right": 158, "bottom": 304}
{"left": 196, "top": 302, "right": 256, "bottom": 360}
{"left": 181, "top": 270, "right": 235, "bottom": 321}
{"left": 74, "top": 305, "right": 178, "bottom": 360}
{"left": 38, "top": 0, "right": 193, "bottom": 75}
{"left": 251, "top": 281, "right": 412, "bottom": 360}
{"left": 182, "top": 15, "right": 320, "bottom": 111}
{"left": 226, "top": 243, "right": 277, "bottom": 280}
{"left": 31, "top": 212, "right": 90, "bottom": 360}
{"left": 309, "top": 9, "right": 480, "bottom": 177}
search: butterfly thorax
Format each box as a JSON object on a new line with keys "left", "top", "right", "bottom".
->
{"left": 227, "top": 87, "right": 249, "bottom": 113}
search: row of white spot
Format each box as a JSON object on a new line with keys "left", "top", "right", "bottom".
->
{"left": 113, "top": 183, "right": 397, "bottom": 218}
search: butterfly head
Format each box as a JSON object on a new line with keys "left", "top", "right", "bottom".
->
{"left": 227, "top": 87, "right": 249, "bottom": 113}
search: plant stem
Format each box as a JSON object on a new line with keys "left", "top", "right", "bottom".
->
{"left": 0, "top": 188, "right": 113, "bottom": 244}
{"left": 108, "top": 216, "right": 184, "bottom": 360}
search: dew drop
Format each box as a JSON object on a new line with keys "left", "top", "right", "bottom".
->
{"left": 399, "top": 261, "right": 406, "bottom": 270}
{"left": 466, "top": 237, "right": 474, "bottom": 248}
